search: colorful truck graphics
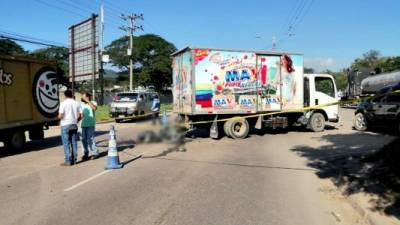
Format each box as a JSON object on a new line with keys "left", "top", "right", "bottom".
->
{"left": 172, "top": 47, "right": 303, "bottom": 115}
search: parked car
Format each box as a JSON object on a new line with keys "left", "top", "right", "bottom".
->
{"left": 353, "top": 83, "right": 400, "bottom": 133}
{"left": 110, "top": 90, "right": 158, "bottom": 123}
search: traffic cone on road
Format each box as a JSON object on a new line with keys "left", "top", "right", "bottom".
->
{"left": 105, "top": 125, "right": 123, "bottom": 170}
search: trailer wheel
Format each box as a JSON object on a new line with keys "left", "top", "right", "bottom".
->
{"left": 5, "top": 130, "right": 26, "bottom": 150}
{"left": 228, "top": 118, "right": 249, "bottom": 139}
{"left": 309, "top": 113, "right": 325, "bottom": 132}
{"left": 223, "top": 120, "right": 232, "bottom": 137}
{"left": 353, "top": 113, "right": 368, "bottom": 131}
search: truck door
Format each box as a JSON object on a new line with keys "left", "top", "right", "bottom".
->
{"left": 312, "top": 76, "right": 338, "bottom": 120}
{"left": 256, "top": 55, "right": 281, "bottom": 111}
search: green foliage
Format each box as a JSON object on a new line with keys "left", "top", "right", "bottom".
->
{"left": 96, "top": 105, "right": 111, "bottom": 122}
{"left": 304, "top": 67, "right": 315, "bottom": 73}
{"left": 0, "top": 39, "right": 27, "bottom": 56}
{"left": 351, "top": 50, "right": 381, "bottom": 69}
{"left": 160, "top": 103, "right": 173, "bottom": 112}
{"left": 105, "top": 34, "right": 177, "bottom": 92}
{"left": 30, "top": 46, "right": 70, "bottom": 85}
{"left": 377, "top": 56, "right": 400, "bottom": 72}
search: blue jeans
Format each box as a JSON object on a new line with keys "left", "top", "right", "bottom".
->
{"left": 61, "top": 124, "right": 78, "bottom": 163}
{"left": 82, "top": 126, "right": 99, "bottom": 156}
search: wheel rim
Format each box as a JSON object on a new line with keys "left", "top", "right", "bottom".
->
{"left": 355, "top": 114, "right": 366, "bottom": 129}
{"left": 314, "top": 116, "right": 323, "bottom": 129}
{"left": 231, "top": 121, "right": 246, "bottom": 136}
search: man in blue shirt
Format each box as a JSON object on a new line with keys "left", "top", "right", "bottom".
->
{"left": 151, "top": 94, "right": 160, "bottom": 125}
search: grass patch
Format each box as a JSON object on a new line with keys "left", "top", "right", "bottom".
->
{"left": 96, "top": 105, "right": 111, "bottom": 122}
{"left": 160, "top": 103, "right": 173, "bottom": 112}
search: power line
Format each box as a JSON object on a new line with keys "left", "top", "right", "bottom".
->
{"left": 0, "top": 28, "right": 67, "bottom": 47}
{"left": 0, "top": 35, "right": 66, "bottom": 48}
{"left": 33, "top": 0, "right": 87, "bottom": 18}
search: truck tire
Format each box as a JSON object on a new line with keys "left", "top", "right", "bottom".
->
{"left": 223, "top": 120, "right": 232, "bottom": 137}
{"left": 353, "top": 113, "right": 368, "bottom": 131}
{"left": 228, "top": 118, "right": 249, "bottom": 139}
{"left": 5, "top": 130, "right": 26, "bottom": 150}
{"left": 309, "top": 113, "right": 325, "bottom": 132}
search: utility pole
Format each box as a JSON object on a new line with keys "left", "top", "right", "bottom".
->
{"left": 99, "top": 1, "right": 105, "bottom": 105}
{"left": 120, "top": 13, "right": 144, "bottom": 91}
{"left": 271, "top": 35, "right": 277, "bottom": 51}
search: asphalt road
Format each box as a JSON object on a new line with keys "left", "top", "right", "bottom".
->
{"left": 0, "top": 108, "right": 395, "bottom": 225}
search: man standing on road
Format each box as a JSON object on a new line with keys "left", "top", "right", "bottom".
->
{"left": 151, "top": 94, "right": 160, "bottom": 125}
{"left": 80, "top": 92, "right": 99, "bottom": 160}
{"left": 58, "top": 90, "right": 81, "bottom": 166}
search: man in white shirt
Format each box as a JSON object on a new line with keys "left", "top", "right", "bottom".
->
{"left": 58, "top": 90, "right": 81, "bottom": 166}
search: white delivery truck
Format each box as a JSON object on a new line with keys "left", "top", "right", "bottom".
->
{"left": 172, "top": 47, "right": 339, "bottom": 139}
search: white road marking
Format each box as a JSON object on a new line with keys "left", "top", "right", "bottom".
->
{"left": 64, "top": 170, "right": 110, "bottom": 192}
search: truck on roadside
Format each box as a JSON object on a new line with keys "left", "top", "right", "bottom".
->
{"left": 172, "top": 47, "right": 339, "bottom": 139}
{"left": 0, "top": 55, "right": 60, "bottom": 149}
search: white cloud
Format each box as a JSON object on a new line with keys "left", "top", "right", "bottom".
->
{"left": 304, "top": 57, "right": 336, "bottom": 72}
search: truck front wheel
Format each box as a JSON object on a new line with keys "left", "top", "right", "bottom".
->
{"left": 5, "top": 130, "right": 26, "bottom": 150}
{"left": 228, "top": 118, "right": 249, "bottom": 139}
{"left": 353, "top": 113, "right": 368, "bottom": 131}
{"left": 309, "top": 113, "right": 325, "bottom": 132}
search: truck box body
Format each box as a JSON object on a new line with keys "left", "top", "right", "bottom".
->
{"left": 172, "top": 47, "right": 304, "bottom": 115}
{"left": 0, "top": 55, "right": 59, "bottom": 131}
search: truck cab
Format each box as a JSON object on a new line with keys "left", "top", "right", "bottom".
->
{"left": 302, "top": 74, "right": 339, "bottom": 132}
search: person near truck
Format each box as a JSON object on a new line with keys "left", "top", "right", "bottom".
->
{"left": 80, "top": 92, "right": 99, "bottom": 160}
{"left": 151, "top": 94, "right": 160, "bottom": 125}
{"left": 58, "top": 90, "right": 81, "bottom": 166}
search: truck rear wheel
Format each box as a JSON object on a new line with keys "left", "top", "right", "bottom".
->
{"left": 223, "top": 120, "right": 232, "bottom": 137}
{"left": 354, "top": 113, "right": 368, "bottom": 131}
{"left": 227, "top": 118, "right": 249, "bottom": 139}
{"left": 5, "top": 130, "right": 26, "bottom": 150}
{"left": 309, "top": 113, "right": 325, "bottom": 132}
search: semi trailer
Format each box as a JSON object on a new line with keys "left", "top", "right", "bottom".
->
{"left": 0, "top": 55, "right": 60, "bottom": 149}
{"left": 172, "top": 47, "right": 339, "bottom": 139}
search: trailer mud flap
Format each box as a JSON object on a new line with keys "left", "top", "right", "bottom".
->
{"left": 255, "top": 115, "right": 262, "bottom": 130}
{"left": 209, "top": 116, "right": 219, "bottom": 139}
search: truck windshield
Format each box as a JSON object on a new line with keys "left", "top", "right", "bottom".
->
{"left": 114, "top": 93, "right": 138, "bottom": 102}
{"left": 315, "top": 77, "right": 335, "bottom": 98}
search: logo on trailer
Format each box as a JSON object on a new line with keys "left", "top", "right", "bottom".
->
{"left": 0, "top": 68, "right": 14, "bottom": 86}
{"left": 32, "top": 66, "right": 59, "bottom": 118}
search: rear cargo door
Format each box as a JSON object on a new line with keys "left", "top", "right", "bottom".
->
{"left": 256, "top": 55, "right": 281, "bottom": 111}
{"left": 2, "top": 60, "right": 33, "bottom": 122}
{"left": 172, "top": 54, "right": 183, "bottom": 113}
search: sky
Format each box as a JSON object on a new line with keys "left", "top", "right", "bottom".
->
{"left": 0, "top": 0, "right": 399, "bottom": 72}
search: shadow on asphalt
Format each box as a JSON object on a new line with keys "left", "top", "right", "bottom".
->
{"left": 0, "top": 130, "right": 109, "bottom": 158}
{"left": 186, "top": 124, "right": 338, "bottom": 140}
{"left": 291, "top": 132, "right": 400, "bottom": 219}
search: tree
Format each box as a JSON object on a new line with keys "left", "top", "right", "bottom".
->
{"left": 105, "top": 34, "right": 177, "bottom": 91}
{"left": 377, "top": 56, "right": 400, "bottom": 73}
{"left": 304, "top": 67, "right": 315, "bottom": 73}
{"left": 351, "top": 49, "right": 381, "bottom": 69}
{"left": 30, "top": 46, "right": 70, "bottom": 85}
{"left": 0, "top": 39, "right": 27, "bottom": 56}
